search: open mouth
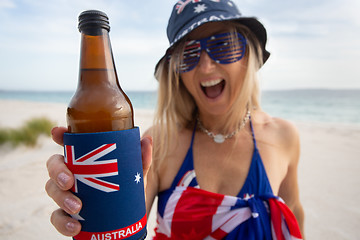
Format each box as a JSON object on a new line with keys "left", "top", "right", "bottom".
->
{"left": 200, "top": 79, "right": 225, "bottom": 99}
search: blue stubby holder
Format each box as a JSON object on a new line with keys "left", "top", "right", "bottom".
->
{"left": 63, "top": 127, "right": 147, "bottom": 240}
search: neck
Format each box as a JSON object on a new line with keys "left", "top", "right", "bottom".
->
{"left": 197, "top": 113, "right": 226, "bottom": 134}
{"left": 197, "top": 109, "right": 251, "bottom": 144}
{"left": 197, "top": 109, "right": 249, "bottom": 135}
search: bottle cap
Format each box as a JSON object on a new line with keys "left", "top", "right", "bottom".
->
{"left": 78, "top": 10, "right": 110, "bottom": 33}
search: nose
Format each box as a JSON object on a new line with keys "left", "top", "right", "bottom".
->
{"left": 197, "top": 50, "right": 216, "bottom": 72}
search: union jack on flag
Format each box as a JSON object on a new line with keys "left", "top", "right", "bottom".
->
{"left": 64, "top": 143, "right": 120, "bottom": 193}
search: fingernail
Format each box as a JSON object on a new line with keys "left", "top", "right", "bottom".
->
{"left": 57, "top": 172, "right": 70, "bottom": 188}
{"left": 64, "top": 198, "right": 81, "bottom": 214}
{"left": 66, "top": 221, "right": 77, "bottom": 232}
{"left": 51, "top": 127, "right": 58, "bottom": 136}
{"left": 141, "top": 136, "right": 152, "bottom": 146}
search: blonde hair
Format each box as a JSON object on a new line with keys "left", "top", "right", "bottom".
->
{"left": 152, "top": 22, "right": 264, "bottom": 165}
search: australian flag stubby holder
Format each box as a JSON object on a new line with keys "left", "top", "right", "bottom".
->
{"left": 63, "top": 127, "right": 147, "bottom": 240}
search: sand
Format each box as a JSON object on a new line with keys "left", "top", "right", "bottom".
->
{"left": 0, "top": 99, "right": 359, "bottom": 239}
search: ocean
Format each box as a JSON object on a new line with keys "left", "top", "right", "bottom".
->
{"left": 0, "top": 89, "right": 359, "bottom": 124}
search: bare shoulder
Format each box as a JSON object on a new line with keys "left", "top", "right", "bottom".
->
{"left": 142, "top": 125, "right": 155, "bottom": 138}
{"left": 253, "top": 110, "right": 298, "bottom": 140}
{"left": 142, "top": 125, "right": 192, "bottom": 156}
{"left": 272, "top": 116, "right": 299, "bottom": 155}
{"left": 252, "top": 111, "right": 300, "bottom": 163}
{"left": 142, "top": 124, "right": 193, "bottom": 192}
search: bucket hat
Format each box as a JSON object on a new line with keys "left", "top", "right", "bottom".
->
{"left": 156, "top": 0, "right": 270, "bottom": 71}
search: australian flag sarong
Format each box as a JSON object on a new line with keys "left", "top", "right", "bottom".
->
{"left": 154, "top": 186, "right": 302, "bottom": 240}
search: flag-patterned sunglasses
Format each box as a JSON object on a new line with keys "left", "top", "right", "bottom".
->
{"left": 174, "top": 32, "right": 247, "bottom": 73}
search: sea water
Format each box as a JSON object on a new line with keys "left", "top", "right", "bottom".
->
{"left": 0, "top": 89, "right": 359, "bottom": 124}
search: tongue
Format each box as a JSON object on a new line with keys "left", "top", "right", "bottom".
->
{"left": 204, "top": 81, "right": 224, "bottom": 99}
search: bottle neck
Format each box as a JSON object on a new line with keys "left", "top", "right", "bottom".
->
{"left": 79, "top": 28, "right": 115, "bottom": 69}
{"left": 78, "top": 28, "right": 118, "bottom": 86}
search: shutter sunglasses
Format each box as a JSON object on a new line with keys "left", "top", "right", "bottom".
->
{"left": 168, "top": 32, "right": 247, "bottom": 73}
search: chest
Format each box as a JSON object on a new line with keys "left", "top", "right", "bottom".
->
{"left": 158, "top": 130, "right": 288, "bottom": 196}
{"left": 192, "top": 134, "right": 254, "bottom": 196}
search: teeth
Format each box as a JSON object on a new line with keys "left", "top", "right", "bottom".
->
{"left": 200, "top": 79, "right": 222, "bottom": 87}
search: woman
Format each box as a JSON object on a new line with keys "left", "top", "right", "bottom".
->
{"left": 46, "top": 0, "right": 304, "bottom": 239}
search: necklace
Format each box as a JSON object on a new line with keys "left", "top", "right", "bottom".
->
{"left": 197, "top": 110, "right": 251, "bottom": 144}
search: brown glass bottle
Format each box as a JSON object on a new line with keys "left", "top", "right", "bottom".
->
{"left": 67, "top": 10, "right": 133, "bottom": 133}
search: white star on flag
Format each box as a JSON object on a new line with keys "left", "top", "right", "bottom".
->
{"left": 194, "top": 4, "right": 207, "bottom": 13}
{"left": 134, "top": 172, "right": 141, "bottom": 184}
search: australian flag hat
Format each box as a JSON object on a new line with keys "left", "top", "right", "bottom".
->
{"left": 156, "top": 0, "right": 270, "bottom": 72}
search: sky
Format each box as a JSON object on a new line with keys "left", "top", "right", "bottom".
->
{"left": 0, "top": 0, "right": 359, "bottom": 92}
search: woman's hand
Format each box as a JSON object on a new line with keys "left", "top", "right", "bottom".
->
{"left": 45, "top": 127, "right": 153, "bottom": 237}
{"left": 45, "top": 127, "right": 81, "bottom": 236}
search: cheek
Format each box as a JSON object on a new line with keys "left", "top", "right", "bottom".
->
{"left": 180, "top": 73, "right": 196, "bottom": 96}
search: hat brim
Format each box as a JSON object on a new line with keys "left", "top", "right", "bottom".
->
{"left": 235, "top": 17, "right": 270, "bottom": 64}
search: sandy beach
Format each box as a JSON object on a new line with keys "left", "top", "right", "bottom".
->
{"left": 0, "top": 99, "right": 359, "bottom": 239}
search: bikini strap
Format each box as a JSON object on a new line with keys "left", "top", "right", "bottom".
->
{"left": 190, "top": 120, "right": 197, "bottom": 147}
{"left": 249, "top": 116, "right": 258, "bottom": 149}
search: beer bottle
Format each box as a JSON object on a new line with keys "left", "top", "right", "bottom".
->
{"left": 67, "top": 10, "right": 133, "bottom": 133}
{"left": 63, "top": 10, "right": 147, "bottom": 240}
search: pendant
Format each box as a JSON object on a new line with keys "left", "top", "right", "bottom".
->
{"left": 214, "top": 134, "right": 225, "bottom": 144}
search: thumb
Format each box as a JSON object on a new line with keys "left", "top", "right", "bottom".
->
{"left": 51, "top": 126, "right": 68, "bottom": 146}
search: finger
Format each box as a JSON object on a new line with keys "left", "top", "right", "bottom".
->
{"left": 50, "top": 209, "right": 81, "bottom": 237}
{"left": 46, "top": 154, "right": 74, "bottom": 191}
{"left": 46, "top": 179, "right": 82, "bottom": 215}
{"left": 141, "top": 136, "right": 153, "bottom": 177}
{"left": 51, "top": 126, "right": 68, "bottom": 146}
